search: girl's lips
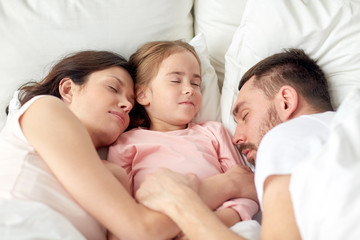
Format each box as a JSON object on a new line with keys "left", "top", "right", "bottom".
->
{"left": 109, "top": 110, "right": 125, "bottom": 125}
{"left": 179, "top": 101, "right": 195, "bottom": 106}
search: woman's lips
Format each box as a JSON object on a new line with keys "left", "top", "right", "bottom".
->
{"left": 109, "top": 110, "right": 125, "bottom": 125}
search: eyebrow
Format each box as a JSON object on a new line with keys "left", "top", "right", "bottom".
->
{"left": 110, "top": 75, "right": 125, "bottom": 87}
{"left": 167, "top": 71, "right": 201, "bottom": 79}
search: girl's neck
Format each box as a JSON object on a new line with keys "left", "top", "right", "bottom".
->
{"left": 149, "top": 121, "right": 188, "bottom": 132}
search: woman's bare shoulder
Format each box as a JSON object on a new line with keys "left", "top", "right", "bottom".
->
{"left": 21, "top": 95, "right": 78, "bottom": 131}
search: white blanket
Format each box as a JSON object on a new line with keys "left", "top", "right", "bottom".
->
{"left": 290, "top": 89, "right": 360, "bottom": 239}
{"left": 0, "top": 199, "right": 85, "bottom": 240}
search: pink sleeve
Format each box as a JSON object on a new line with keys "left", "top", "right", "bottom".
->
{"left": 208, "top": 122, "right": 246, "bottom": 171}
{"left": 217, "top": 198, "right": 259, "bottom": 221}
{"left": 107, "top": 133, "right": 136, "bottom": 182}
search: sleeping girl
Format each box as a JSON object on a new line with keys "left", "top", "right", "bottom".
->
{"left": 107, "top": 40, "right": 259, "bottom": 231}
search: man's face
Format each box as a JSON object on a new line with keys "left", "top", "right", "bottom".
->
{"left": 232, "top": 76, "right": 282, "bottom": 165}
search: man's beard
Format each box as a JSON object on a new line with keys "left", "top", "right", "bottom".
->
{"left": 239, "top": 105, "right": 282, "bottom": 166}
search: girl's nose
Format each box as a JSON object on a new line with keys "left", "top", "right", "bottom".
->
{"left": 182, "top": 83, "right": 194, "bottom": 95}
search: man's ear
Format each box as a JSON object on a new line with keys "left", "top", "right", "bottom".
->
{"left": 276, "top": 85, "right": 298, "bottom": 121}
{"left": 59, "top": 78, "right": 74, "bottom": 104}
{"left": 135, "top": 85, "right": 150, "bottom": 106}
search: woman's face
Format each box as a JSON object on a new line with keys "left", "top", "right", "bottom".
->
{"left": 69, "top": 66, "right": 134, "bottom": 147}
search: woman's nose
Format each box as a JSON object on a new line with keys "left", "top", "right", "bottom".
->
{"left": 119, "top": 98, "right": 133, "bottom": 113}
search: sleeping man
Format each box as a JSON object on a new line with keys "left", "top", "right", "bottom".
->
{"left": 134, "top": 48, "right": 351, "bottom": 239}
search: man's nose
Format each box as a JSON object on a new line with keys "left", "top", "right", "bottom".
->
{"left": 232, "top": 125, "right": 246, "bottom": 145}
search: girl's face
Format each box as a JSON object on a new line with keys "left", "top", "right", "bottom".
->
{"left": 68, "top": 66, "right": 134, "bottom": 147}
{"left": 137, "top": 51, "right": 202, "bottom": 131}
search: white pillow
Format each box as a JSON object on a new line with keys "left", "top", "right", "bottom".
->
{"left": 1, "top": 35, "right": 221, "bottom": 127}
{"left": 0, "top": 0, "right": 193, "bottom": 129}
{"left": 194, "top": 0, "right": 248, "bottom": 89}
{"left": 221, "top": 0, "right": 360, "bottom": 134}
{"left": 190, "top": 33, "right": 221, "bottom": 123}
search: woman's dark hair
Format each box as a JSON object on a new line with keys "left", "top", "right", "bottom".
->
{"left": 6, "top": 50, "right": 135, "bottom": 114}
{"left": 239, "top": 48, "right": 333, "bottom": 112}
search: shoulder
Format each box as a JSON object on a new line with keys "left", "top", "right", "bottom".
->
{"left": 19, "top": 95, "right": 67, "bottom": 123}
{"left": 121, "top": 127, "right": 152, "bottom": 138}
{"left": 24, "top": 95, "right": 66, "bottom": 114}
{"left": 262, "top": 112, "right": 334, "bottom": 146}
{"left": 192, "top": 121, "right": 226, "bottom": 133}
{"left": 195, "top": 121, "right": 225, "bottom": 131}
{"left": 113, "top": 127, "right": 156, "bottom": 145}
{"left": 190, "top": 121, "right": 232, "bottom": 142}
{"left": 20, "top": 95, "right": 81, "bottom": 133}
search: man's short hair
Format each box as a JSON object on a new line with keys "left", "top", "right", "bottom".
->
{"left": 238, "top": 48, "right": 333, "bottom": 111}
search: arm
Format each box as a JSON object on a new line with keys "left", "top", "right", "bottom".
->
{"left": 198, "top": 165, "right": 259, "bottom": 209}
{"left": 102, "top": 160, "right": 131, "bottom": 194}
{"left": 216, "top": 197, "right": 259, "bottom": 226}
{"left": 260, "top": 175, "right": 301, "bottom": 240}
{"left": 21, "top": 97, "right": 179, "bottom": 240}
{"left": 136, "top": 168, "right": 245, "bottom": 240}
{"left": 214, "top": 207, "right": 241, "bottom": 227}
{"left": 198, "top": 123, "right": 258, "bottom": 209}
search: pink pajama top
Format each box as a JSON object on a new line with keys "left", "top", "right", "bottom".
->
{"left": 108, "top": 121, "right": 258, "bottom": 220}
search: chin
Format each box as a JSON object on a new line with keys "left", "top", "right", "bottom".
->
{"left": 104, "top": 129, "right": 122, "bottom": 144}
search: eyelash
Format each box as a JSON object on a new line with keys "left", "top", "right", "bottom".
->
{"left": 170, "top": 80, "right": 200, "bottom": 87}
{"left": 108, "top": 86, "right": 118, "bottom": 93}
{"left": 242, "top": 113, "right": 248, "bottom": 121}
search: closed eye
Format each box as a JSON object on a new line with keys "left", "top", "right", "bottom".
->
{"left": 108, "top": 86, "right": 118, "bottom": 93}
{"left": 242, "top": 112, "right": 248, "bottom": 121}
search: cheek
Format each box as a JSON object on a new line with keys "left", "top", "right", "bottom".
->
{"left": 195, "top": 90, "right": 202, "bottom": 101}
{"left": 250, "top": 119, "right": 264, "bottom": 142}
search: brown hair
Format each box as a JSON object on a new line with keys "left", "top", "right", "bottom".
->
{"left": 238, "top": 48, "right": 333, "bottom": 111}
{"left": 128, "top": 40, "right": 201, "bottom": 129}
{"left": 6, "top": 50, "right": 135, "bottom": 114}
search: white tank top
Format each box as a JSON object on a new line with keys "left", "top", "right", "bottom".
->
{"left": 0, "top": 95, "right": 106, "bottom": 240}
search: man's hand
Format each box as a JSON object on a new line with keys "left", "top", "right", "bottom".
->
{"left": 135, "top": 168, "right": 200, "bottom": 214}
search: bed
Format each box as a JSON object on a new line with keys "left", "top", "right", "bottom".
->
{"left": 1, "top": 0, "right": 360, "bottom": 239}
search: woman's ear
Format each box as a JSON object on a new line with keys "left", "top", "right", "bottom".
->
{"left": 276, "top": 85, "right": 299, "bottom": 121}
{"left": 59, "top": 78, "right": 74, "bottom": 104}
{"left": 135, "top": 85, "right": 150, "bottom": 106}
